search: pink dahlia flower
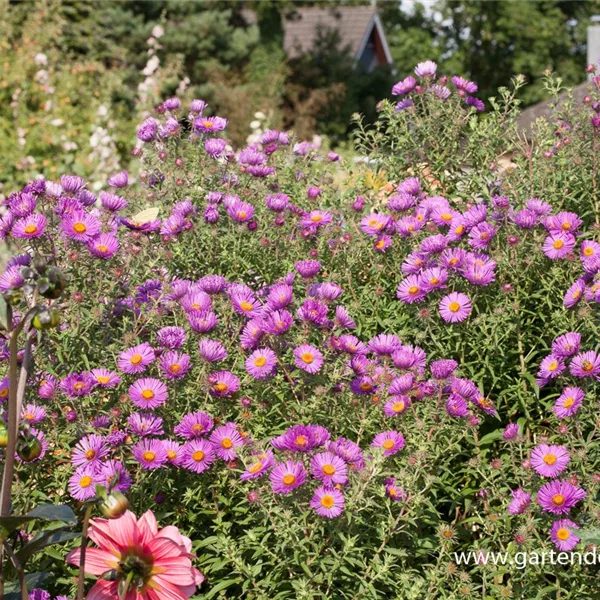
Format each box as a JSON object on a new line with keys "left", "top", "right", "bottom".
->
{"left": 66, "top": 509, "right": 204, "bottom": 599}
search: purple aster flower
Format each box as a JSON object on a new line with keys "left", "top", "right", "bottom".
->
{"left": 446, "top": 394, "right": 469, "bottom": 418}
{"left": 293, "top": 344, "right": 324, "bottom": 374}
{"left": 385, "top": 478, "right": 406, "bottom": 501}
{"left": 503, "top": 423, "right": 520, "bottom": 440}
{"left": 383, "top": 395, "right": 411, "bottom": 417}
{"left": 537, "top": 480, "right": 586, "bottom": 515}
{"left": 132, "top": 439, "right": 167, "bottom": 469}
{"left": 38, "top": 375, "right": 57, "bottom": 399}
{"left": 71, "top": 434, "right": 109, "bottom": 468}
{"left": 21, "top": 403, "right": 46, "bottom": 425}
{"left": 245, "top": 348, "right": 277, "bottom": 379}
{"left": 543, "top": 232, "right": 576, "bottom": 259}
{"left": 468, "top": 222, "right": 496, "bottom": 250}
{"left": 90, "top": 369, "right": 121, "bottom": 389}
{"left": 204, "top": 138, "right": 228, "bottom": 158}
{"left": 270, "top": 460, "right": 307, "bottom": 494}
{"left": 197, "top": 339, "right": 227, "bottom": 363}
{"left": 61, "top": 175, "right": 86, "bottom": 194}
{"left": 371, "top": 431, "right": 406, "bottom": 456}
{"left": 550, "top": 519, "right": 580, "bottom": 551}
{"left": 88, "top": 233, "right": 119, "bottom": 259}
{"left": 194, "top": 115, "right": 228, "bottom": 133}
{"left": 0, "top": 267, "right": 24, "bottom": 292}
{"left": 360, "top": 213, "right": 390, "bottom": 237}
{"left": 190, "top": 99, "right": 207, "bottom": 114}
{"left": 392, "top": 75, "right": 417, "bottom": 95}
{"left": 569, "top": 351, "right": 600, "bottom": 378}
{"left": 99, "top": 191, "right": 128, "bottom": 212}
{"left": 295, "top": 259, "right": 321, "bottom": 278}
{"left": 61, "top": 210, "right": 101, "bottom": 242}
{"left": 367, "top": 334, "right": 401, "bottom": 356}
{"left": 430, "top": 359, "right": 458, "bottom": 380}
{"left": 117, "top": 343, "right": 155, "bottom": 374}
{"left": 189, "top": 311, "right": 219, "bottom": 333}
{"left": 531, "top": 444, "right": 570, "bottom": 478}
{"left": 98, "top": 460, "right": 132, "bottom": 493}
{"left": 554, "top": 387, "right": 584, "bottom": 419}
{"left": 60, "top": 372, "right": 95, "bottom": 397}
{"left": 544, "top": 211, "right": 582, "bottom": 234}
{"left": 266, "top": 283, "right": 293, "bottom": 310}
{"left": 309, "top": 282, "right": 343, "bottom": 302}
{"left": 508, "top": 488, "right": 531, "bottom": 515}
{"left": 207, "top": 370, "right": 240, "bottom": 397}
{"left": 311, "top": 451, "right": 348, "bottom": 486}
{"left": 465, "top": 96, "right": 485, "bottom": 112}
{"left": 325, "top": 437, "right": 365, "bottom": 471}
{"left": 564, "top": 279, "right": 585, "bottom": 308}
{"left": 128, "top": 412, "right": 164, "bottom": 437}
{"left": 439, "top": 292, "right": 472, "bottom": 323}
{"left": 227, "top": 199, "right": 255, "bottom": 223}
{"left": 181, "top": 439, "right": 216, "bottom": 473}
{"left": 296, "top": 299, "right": 329, "bottom": 326}
{"left": 397, "top": 275, "right": 427, "bottom": 304}
{"left": 310, "top": 486, "right": 344, "bottom": 518}
{"left": 155, "top": 326, "right": 186, "bottom": 350}
{"left": 265, "top": 193, "right": 289, "bottom": 212}
{"left": 451, "top": 75, "right": 478, "bottom": 94}
{"left": 395, "top": 98, "right": 414, "bottom": 111}
{"left": 240, "top": 450, "right": 275, "bottom": 481}
{"left": 260, "top": 310, "right": 294, "bottom": 336}
{"left": 334, "top": 306, "right": 355, "bottom": 329}
{"left": 137, "top": 117, "right": 159, "bottom": 142}
{"left": 429, "top": 84, "right": 451, "bottom": 100}
{"left": 68, "top": 466, "right": 100, "bottom": 501}
{"left": 159, "top": 350, "right": 191, "bottom": 380}
{"left": 175, "top": 411, "right": 214, "bottom": 439}
{"left": 271, "top": 424, "right": 330, "bottom": 453}
{"left": 107, "top": 170, "right": 128, "bottom": 188}
{"left": 552, "top": 332, "right": 581, "bottom": 358}
{"left": 209, "top": 423, "right": 244, "bottom": 461}
{"left": 129, "top": 378, "right": 168, "bottom": 410}
{"left": 12, "top": 214, "right": 46, "bottom": 239}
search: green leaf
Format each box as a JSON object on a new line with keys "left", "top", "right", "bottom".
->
{"left": 16, "top": 527, "right": 80, "bottom": 565}
{"left": 26, "top": 504, "right": 77, "bottom": 524}
{"left": 4, "top": 572, "right": 49, "bottom": 599}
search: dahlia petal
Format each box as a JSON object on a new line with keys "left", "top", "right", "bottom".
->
{"left": 148, "top": 537, "right": 186, "bottom": 560}
{"left": 66, "top": 547, "right": 119, "bottom": 575}
{"left": 152, "top": 557, "right": 198, "bottom": 585}
{"left": 148, "top": 576, "right": 192, "bottom": 600}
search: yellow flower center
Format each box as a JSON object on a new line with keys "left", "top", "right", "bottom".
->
{"left": 557, "top": 528, "right": 570, "bottom": 541}
{"left": 382, "top": 439, "right": 395, "bottom": 450}
{"left": 408, "top": 285, "right": 419, "bottom": 295}
{"left": 85, "top": 449, "right": 96, "bottom": 460}
{"left": 295, "top": 435, "right": 308, "bottom": 447}
{"left": 448, "top": 301, "right": 461, "bottom": 313}
{"left": 359, "top": 382, "right": 373, "bottom": 391}
{"left": 553, "top": 239, "right": 564, "bottom": 250}
{"left": 96, "top": 244, "right": 108, "bottom": 253}
{"left": 430, "top": 277, "right": 439, "bottom": 285}
{"left": 320, "top": 495, "right": 334, "bottom": 508}
{"left": 169, "top": 364, "right": 182, "bottom": 374}
{"left": 249, "top": 462, "right": 263, "bottom": 473}
{"left": 221, "top": 438, "right": 233, "bottom": 449}
{"left": 393, "top": 401, "right": 406, "bottom": 412}
{"left": 74, "top": 382, "right": 85, "bottom": 391}
{"left": 24, "top": 413, "right": 34, "bottom": 421}
{"left": 73, "top": 222, "right": 87, "bottom": 234}
{"left": 283, "top": 474, "right": 296, "bottom": 486}
{"left": 389, "top": 487, "right": 398, "bottom": 498}
{"left": 24, "top": 224, "right": 38, "bottom": 234}
{"left": 96, "top": 375, "right": 110, "bottom": 384}
{"left": 552, "top": 494, "right": 565, "bottom": 506}
{"left": 141, "top": 389, "right": 155, "bottom": 399}
{"left": 441, "top": 213, "right": 452, "bottom": 222}
{"left": 80, "top": 475, "right": 93, "bottom": 488}
{"left": 563, "top": 397, "right": 575, "bottom": 408}
{"left": 192, "top": 424, "right": 204, "bottom": 433}
{"left": 237, "top": 211, "right": 247, "bottom": 219}
{"left": 192, "top": 450, "right": 205, "bottom": 461}
{"left": 167, "top": 450, "right": 177, "bottom": 460}
{"left": 310, "top": 214, "right": 323, "bottom": 223}
{"left": 375, "top": 239, "right": 385, "bottom": 249}
{"left": 143, "top": 451, "right": 156, "bottom": 462}
{"left": 240, "top": 301, "right": 253, "bottom": 312}
{"left": 214, "top": 383, "right": 228, "bottom": 393}
{"left": 202, "top": 120, "right": 214, "bottom": 128}
{"left": 582, "top": 360, "right": 594, "bottom": 372}
{"left": 584, "top": 247, "right": 594, "bottom": 256}
{"left": 449, "top": 258, "right": 459, "bottom": 265}
{"left": 130, "top": 354, "right": 143, "bottom": 365}
{"left": 0, "top": 389, "right": 8, "bottom": 398}
{"left": 455, "top": 225, "right": 465, "bottom": 234}
{"left": 254, "top": 356, "right": 267, "bottom": 367}
{"left": 543, "top": 454, "right": 557, "bottom": 465}
{"left": 322, "top": 464, "right": 336, "bottom": 476}
{"left": 561, "top": 222, "right": 571, "bottom": 230}
{"left": 301, "top": 352, "right": 314, "bottom": 364}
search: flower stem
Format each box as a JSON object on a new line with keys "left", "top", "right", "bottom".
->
{"left": 76, "top": 503, "right": 94, "bottom": 600}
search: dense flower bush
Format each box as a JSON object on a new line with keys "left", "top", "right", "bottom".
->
{"left": 3, "top": 60, "right": 600, "bottom": 599}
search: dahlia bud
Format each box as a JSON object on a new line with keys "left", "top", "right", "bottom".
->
{"left": 99, "top": 492, "right": 129, "bottom": 519}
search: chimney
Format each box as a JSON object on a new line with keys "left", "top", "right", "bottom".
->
{"left": 588, "top": 16, "right": 600, "bottom": 78}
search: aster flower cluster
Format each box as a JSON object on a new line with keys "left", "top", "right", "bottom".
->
{"left": 391, "top": 61, "right": 484, "bottom": 113}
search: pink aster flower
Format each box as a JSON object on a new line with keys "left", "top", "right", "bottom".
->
{"left": 311, "top": 451, "right": 348, "bottom": 486}
{"left": 117, "top": 343, "right": 155, "bottom": 374}
{"left": 384, "top": 395, "right": 411, "bottom": 417}
{"left": 159, "top": 350, "right": 191, "bottom": 380}
{"left": 414, "top": 60, "right": 437, "bottom": 78}
{"left": 198, "top": 339, "right": 227, "bottom": 363}
{"left": 570, "top": 351, "right": 600, "bottom": 378}
{"left": 371, "top": 431, "right": 406, "bottom": 456}
{"left": 293, "top": 344, "right": 324, "bottom": 374}
{"left": 543, "top": 232, "right": 576, "bottom": 259}
{"left": 396, "top": 275, "right": 427, "bottom": 304}
{"left": 270, "top": 460, "right": 307, "bottom": 495}
{"left": 385, "top": 478, "right": 406, "bottom": 502}
{"left": 66, "top": 510, "right": 204, "bottom": 599}
{"left": 360, "top": 213, "right": 390, "bottom": 237}
{"left": 181, "top": 439, "right": 216, "bottom": 473}
{"left": 537, "top": 479, "right": 586, "bottom": 515}
{"left": 88, "top": 233, "right": 119, "bottom": 259}
{"left": 302, "top": 210, "right": 332, "bottom": 229}
{"left": 552, "top": 332, "right": 581, "bottom": 357}
{"left": 21, "top": 403, "right": 46, "bottom": 425}
{"left": 129, "top": 378, "right": 168, "bottom": 410}
{"left": 554, "top": 387, "right": 584, "bottom": 419}
{"left": 439, "top": 292, "right": 472, "bottom": 323}
{"left": 564, "top": 279, "right": 585, "bottom": 308}
{"left": 209, "top": 423, "right": 244, "bottom": 461}
{"left": 61, "top": 210, "right": 101, "bottom": 242}
{"left": 550, "top": 519, "right": 580, "bottom": 551}
{"left": 530, "top": 444, "right": 570, "bottom": 478}
{"left": 71, "top": 434, "right": 109, "bottom": 468}
{"left": 174, "top": 411, "right": 214, "bottom": 439}
{"left": 310, "top": 486, "right": 345, "bottom": 518}
{"left": 508, "top": 488, "right": 531, "bottom": 515}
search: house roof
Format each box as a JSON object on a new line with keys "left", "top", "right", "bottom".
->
{"left": 516, "top": 81, "right": 589, "bottom": 136}
{"left": 282, "top": 6, "right": 392, "bottom": 64}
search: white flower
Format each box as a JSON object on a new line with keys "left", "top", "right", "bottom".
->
{"left": 152, "top": 24, "right": 164, "bottom": 38}
{"left": 249, "top": 120, "right": 261, "bottom": 130}
{"left": 142, "top": 56, "right": 160, "bottom": 76}
{"left": 97, "top": 105, "right": 108, "bottom": 117}
{"left": 50, "top": 119, "right": 64, "bottom": 127}
{"left": 254, "top": 111, "right": 266, "bottom": 120}
{"left": 34, "top": 53, "right": 48, "bottom": 66}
